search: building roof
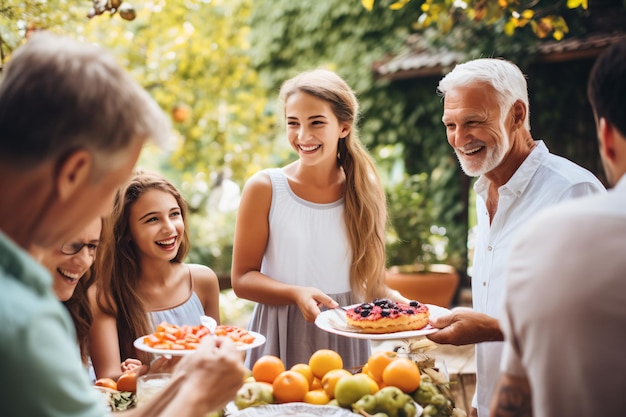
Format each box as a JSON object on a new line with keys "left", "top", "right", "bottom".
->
{"left": 374, "top": 30, "right": 626, "bottom": 80}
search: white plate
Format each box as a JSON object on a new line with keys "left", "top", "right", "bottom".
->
{"left": 228, "top": 402, "right": 358, "bottom": 416}
{"left": 133, "top": 330, "right": 266, "bottom": 356}
{"left": 315, "top": 304, "right": 450, "bottom": 340}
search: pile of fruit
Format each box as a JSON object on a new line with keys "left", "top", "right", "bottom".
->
{"left": 94, "top": 370, "right": 138, "bottom": 411}
{"left": 234, "top": 349, "right": 466, "bottom": 417}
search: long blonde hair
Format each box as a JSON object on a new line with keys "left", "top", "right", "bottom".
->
{"left": 279, "top": 69, "right": 387, "bottom": 301}
{"left": 96, "top": 170, "right": 191, "bottom": 363}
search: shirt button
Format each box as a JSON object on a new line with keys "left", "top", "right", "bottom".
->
{"left": 483, "top": 282, "right": 487, "bottom": 286}
{"left": 487, "top": 246, "right": 493, "bottom": 251}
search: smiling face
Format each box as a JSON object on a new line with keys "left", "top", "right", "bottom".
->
{"left": 442, "top": 83, "right": 511, "bottom": 177}
{"left": 128, "top": 189, "right": 184, "bottom": 262}
{"left": 285, "top": 91, "right": 350, "bottom": 167}
{"left": 39, "top": 217, "right": 102, "bottom": 302}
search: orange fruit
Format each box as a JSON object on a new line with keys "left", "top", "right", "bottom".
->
{"left": 303, "top": 389, "right": 331, "bottom": 405}
{"left": 95, "top": 377, "right": 118, "bottom": 390}
{"left": 308, "top": 349, "right": 343, "bottom": 380}
{"left": 321, "top": 368, "right": 351, "bottom": 398}
{"left": 272, "top": 370, "right": 309, "bottom": 403}
{"left": 252, "top": 355, "right": 286, "bottom": 384}
{"left": 310, "top": 377, "right": 322, "bottom": 390}
{"left": 290, "top": 363, "right": 314, "bottom": 387}
{"left": 116, "top": 371, "right": 138, "bottom": 393}
{"left": 366, "top": 350, "right": 398, "bottom": 382}
{"left": 353, "top": 372, "right": 379, "bottom": 394}
{"left": 381, "top": 357, "right": 421, "bottom": 393}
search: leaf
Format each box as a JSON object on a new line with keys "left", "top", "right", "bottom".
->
{"left": 504, "top": 19, "right": 516, "bottom": 36}
{"left": 567, "top": 0, "right": 588, "bottom": 10}
{"left": 390, "top": 0, "right": 411, "bottom": 10}
{"left": 362, "top": 0, "right": 375, "bottom": 11}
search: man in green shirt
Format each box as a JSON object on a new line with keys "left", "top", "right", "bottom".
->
{"left": 0, "top": 32, "right": 245, "bottom": 417}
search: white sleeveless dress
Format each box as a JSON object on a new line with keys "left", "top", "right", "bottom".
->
{"left": 245, "top": 168, "right": 370, "bottom": 370}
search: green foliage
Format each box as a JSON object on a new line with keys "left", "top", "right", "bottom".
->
{"left": 526, "top": 59, "right": 607, "bottom": 184}
{"left": 80, "top": 0, "right": 280, "bottom": 185}
{"left": 386, "top": 173, "right": 437, "bottom": 267}
{"left": 0, "top": 0, "right": 87, "bottom": 67}
{"left": 366, "top": 0, "right": 589, "bottom": 42}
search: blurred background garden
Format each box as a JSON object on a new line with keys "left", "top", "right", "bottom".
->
{"left": 2, "top": 0, "right": 625, "bottom": 323}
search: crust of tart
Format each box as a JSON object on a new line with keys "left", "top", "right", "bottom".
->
{"left": 346, "top": 314, "right": 429, "bottom": 334}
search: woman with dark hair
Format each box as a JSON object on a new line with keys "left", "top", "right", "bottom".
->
{"left": 32, "top": 217, "right": 102, "bottom": 368}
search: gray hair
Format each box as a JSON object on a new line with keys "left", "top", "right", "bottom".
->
{"left": 0, "top": 31, "right": 172, "bottom": 171}
{"left": 437, "top": 58, "right": 531, "bottom": 130}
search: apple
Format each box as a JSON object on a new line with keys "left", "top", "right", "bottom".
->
{"left": 400, "top": 400, "right": 417, "bottom": 417}
{"left": 234, "top": 381, "right": 274, "bottom": 410}
{"left": 334, "top": 374, "right": 373, "bottom": 408}
{"left": 327, "top": 399, "right": 340, "bottom": 407}
{"left": 412, "top": 380, "right": 440, "bottom": 406}
{"left": 352, "top": 394, "right": 378, "bottom": 414}
{"left": 374, "top": 386, "right": 413, "bottom": 417}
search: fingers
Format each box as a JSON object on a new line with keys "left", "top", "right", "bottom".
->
{"left": 303, "top": 303, "right": 321, "bottom": 322}
{"left": 121, "top": 358, "right": 143, "bottom": 372}
{"left": 429, "top": 313, "right": 452, "bottom": 329}
{"left": 180, "top": 335, "right": 246, "bottom": 410}
{"left": 430, "top": 306, "right": 469, "bottom": 328}
{"left": 314, "top": 293, "right": 339, "bottom": 310}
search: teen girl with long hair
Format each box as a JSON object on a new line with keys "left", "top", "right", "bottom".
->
{"left": 89, "top": 170, "right": 221, "bottom": 380}
{"left": 231, "top": 69, "right": 406, "bottom": 370}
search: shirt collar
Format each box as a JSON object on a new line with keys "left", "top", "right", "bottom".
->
{"left": 0, "top": 230, "right": 52, "bottom": 296}
{"left": 613, "top": 174, "right": 626, "bottom": 192}
{"left": 474, "top": 140, "right": 548, "bottom": 198}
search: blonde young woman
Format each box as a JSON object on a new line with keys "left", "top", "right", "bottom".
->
{"left": 88, "top": 170, "right": 221, "bottom": 381}
{"left": 231, "top": 69, "right": 406, "bottom": 370}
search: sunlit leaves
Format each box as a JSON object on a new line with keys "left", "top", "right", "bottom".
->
{"left": 362, "top": 0, "right": 375, "bottom": 11}
{"left": 567, "top": 0, "right": 588, "bottom": 9}
{"left": 361, "top": 0, "right": 588, "bottom": 40}
{"left": 530, "top": 15, "right": 568, "bottom": 40}
{"left": 390, "top": 0, "right": 412, "bottom": 10}
{"left": 78, "top": 0, "right": 277, "bottom": 186}
{"left": 0, "top": 0, "right": 87, "bottom": 66}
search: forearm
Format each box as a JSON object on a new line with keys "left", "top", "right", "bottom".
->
{"left": 231, "top": 270, "right": 300, "bottom": 305}
{"left": 476, "top": 314, "right": 504, "bottom": 342}
{"left": 490, "top": 373, "right": 533, "bottom": 417}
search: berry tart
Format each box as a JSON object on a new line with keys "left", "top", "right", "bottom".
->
{"left": 345, "top": 298, "right": 430, "bottom": 333}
